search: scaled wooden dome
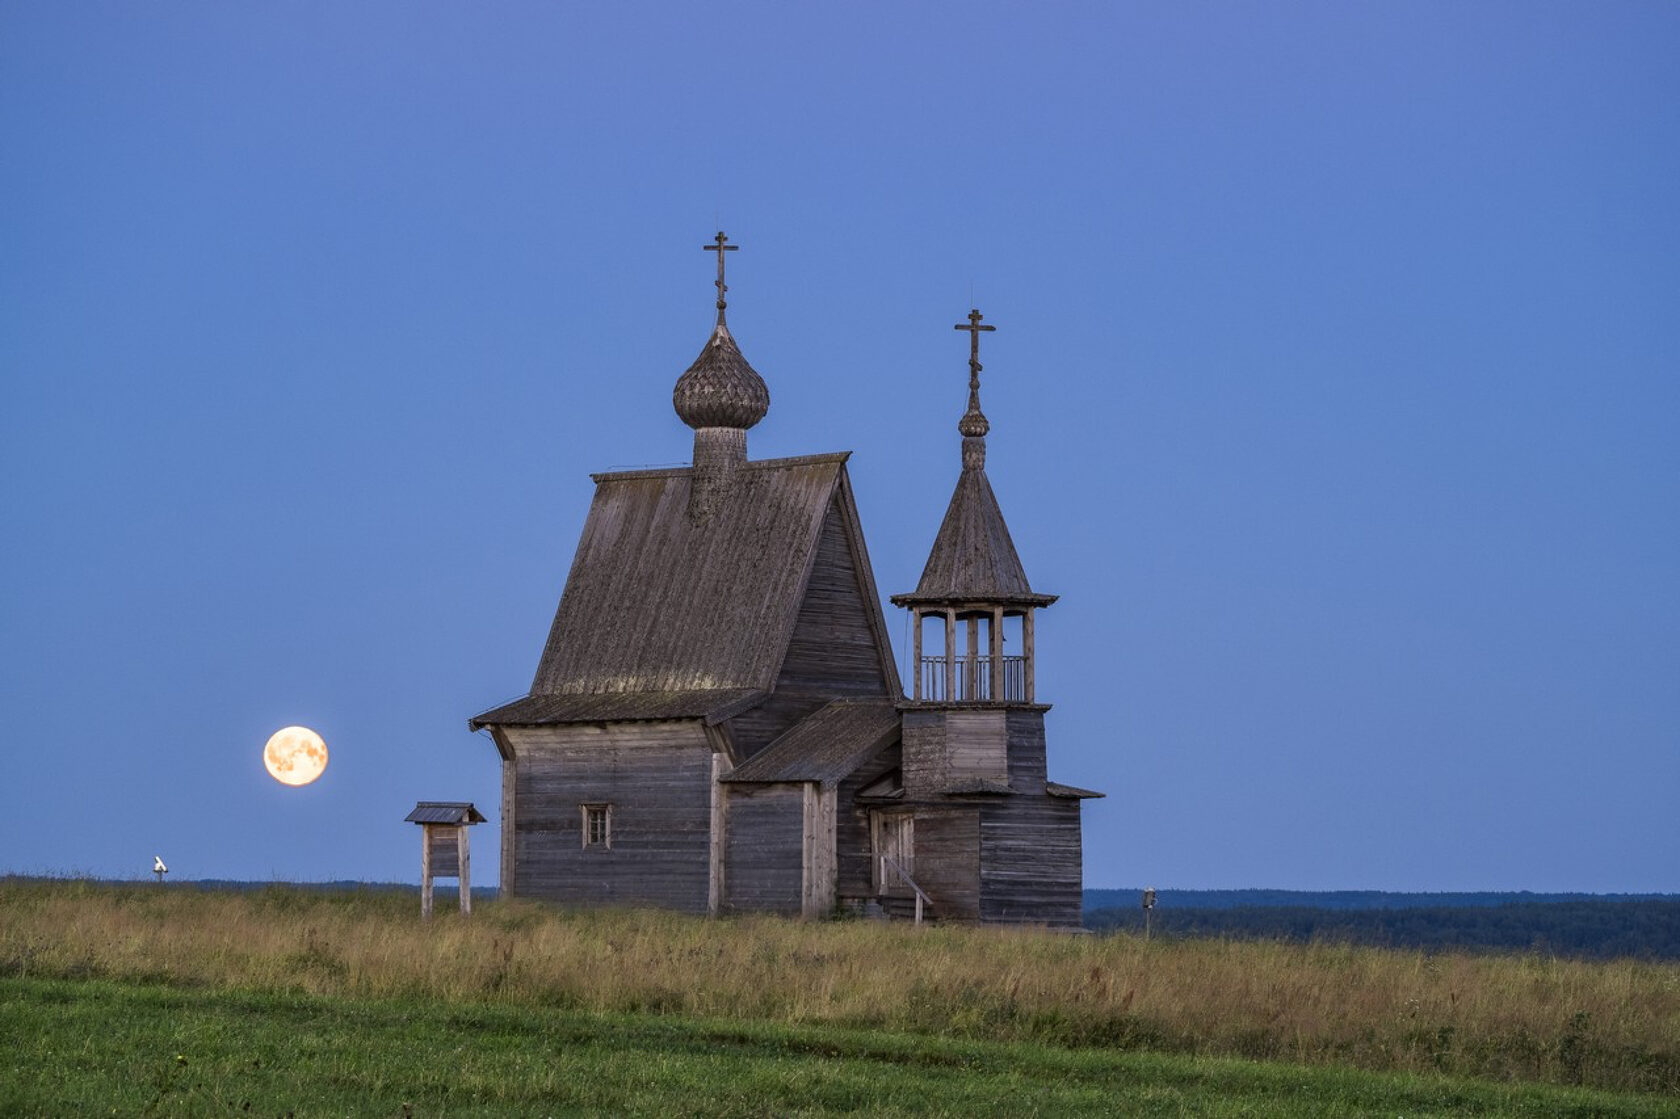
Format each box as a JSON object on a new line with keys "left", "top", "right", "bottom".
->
{"left": 673, "top": 322, "right": 770, "bottom": 430}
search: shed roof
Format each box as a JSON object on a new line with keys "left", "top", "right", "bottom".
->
{"left": 404, "top": 802, "right": 487, "bottom": 825}
{"left": 722, "top": 699, "right": 900, "bottom": 786}
{"left": 940, "top": 777, "right": 1018, "bottom": 796}
{"left": 1045, "top": 781, "right": 1105, "bottom": 799}
{"left": 470, "top": 689, "right": 764, "bottom": 731}
{"left": 892, "top": 466, "right": 1055, "bottom": 608}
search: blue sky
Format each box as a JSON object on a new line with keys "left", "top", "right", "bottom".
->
{"left": 3, "top": 3, "right": 1676, "bottom": 891}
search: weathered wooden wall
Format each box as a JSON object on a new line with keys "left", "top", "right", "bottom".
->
{"left": 899, "top": 710, "right": 945, "bottom": 795}
{"left": 945, "top": 710, "right": 1007, "bottom": 782}
{"left": 778, "top": 504, "right": 891, "bottom": 700}
{"left": 726, "top": 502, "right": 893, "bottom": 759}
{"left": 724, "top": 784, "right": 803, "bottom": 914}
{"left": 504, "top": 720, "right": 713, "bottom": 912}
{"left": 979, "top": 795, "right": 1083, "bottom": 926}
{"left": 978, "top": 710, "right": 1081, "bottom": 926}
{"left": 427, "top": 826, "right": 460, "bottom": 876}
{"left": 906, "top": 805, "right": 981, "bottom": 921}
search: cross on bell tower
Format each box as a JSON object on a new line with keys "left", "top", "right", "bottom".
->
{"left": 892, "top": 309, "right": 1056, "bottom": 708}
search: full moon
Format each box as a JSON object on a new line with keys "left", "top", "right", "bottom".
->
{"left": 263, "top": 726, "right": 328, "bottom": 786}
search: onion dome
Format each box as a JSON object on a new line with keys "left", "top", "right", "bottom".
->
{"left": 673, "top": 321, "right": 769, "bottom": 430}
{"left": 958, "top": 398, "right": 990, "bottom": 438}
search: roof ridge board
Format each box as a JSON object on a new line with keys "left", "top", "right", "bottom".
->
{"left": 590, "top": 451, "right": 852, "bottom": 484}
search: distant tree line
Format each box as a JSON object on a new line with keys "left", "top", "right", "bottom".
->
{"left": 1083, "top": 888, "right": 1677, "bottom": 912}
{"left": 1083, "top": 900, "right": 1680, "bottom": 961}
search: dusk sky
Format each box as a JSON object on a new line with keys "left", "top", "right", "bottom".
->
{"left": 3, "top": 4, "right": 1676, "bottom": 892}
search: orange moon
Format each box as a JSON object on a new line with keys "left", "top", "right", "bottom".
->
{"left": 263, "top": 726, "right": 328, "bottom": 786}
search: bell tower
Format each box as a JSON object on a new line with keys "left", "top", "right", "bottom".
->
{"left": 891, "top": 309, "right": 1057, "bottom": 793}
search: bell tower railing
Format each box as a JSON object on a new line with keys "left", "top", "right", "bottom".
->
{"left": 918, "top": 655, "right": 1026, "bottom": 702}
{"left": 909, "top": 605, "right": 1037, "bottom": 703}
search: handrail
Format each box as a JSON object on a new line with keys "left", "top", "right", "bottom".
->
{"left": 918, "top": 655, "right": 1026, "bottom": 702}
{"left": 878, "top": 855, "right": 931, "bottom": 926}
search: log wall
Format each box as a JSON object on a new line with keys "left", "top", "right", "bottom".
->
{"left": 977, "top": 708, "right": 1081, "bottom": 926}
{"left": 899, "top": 710, "right": 945, "bottom": 795}
{"left": 945, "top": 709, "right": 1007, "bottom": 782}
{"left": 504, "top": 721, "right": 713, "bottom": 912}
{"left": 907, "top": 805, "right": 980, "bottom": 921}
{"left": 724, "top": 784, "right": 804, "bottom": 914}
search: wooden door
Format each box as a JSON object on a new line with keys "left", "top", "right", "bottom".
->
{"left": 870, "top": 811, "right": 914, "bottom": 894}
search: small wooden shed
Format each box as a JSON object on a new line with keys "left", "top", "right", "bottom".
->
{"left": 405, "top": 801, "right": 486, "bottom": 917}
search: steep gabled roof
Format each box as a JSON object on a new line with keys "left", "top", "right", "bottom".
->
{"left": 892, "top": 466, "right": 1054, "bottom": 607}
{"left": 722, "top": 699, "right": 900, "bottom": 786}
{"left": 471, "top": 452, "right": 898, "bottom": 729}
{"left": 404, "top": 802, "right": 487, "bottom": 825}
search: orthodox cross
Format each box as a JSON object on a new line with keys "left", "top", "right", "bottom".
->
{"left": 954, "top": 308, "right": 996, "bottom": 389}
{"left": 704, "top": 231, "right": 737, "bottom": 320}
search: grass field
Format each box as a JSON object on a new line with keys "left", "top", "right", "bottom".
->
{"left": 3, "top": 879, "right": 1678, "bottom": 1113}
{"left": 5, "top": 976, "right": 1675, "bottom": 1116}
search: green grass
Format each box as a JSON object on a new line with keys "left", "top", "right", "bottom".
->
{"left": 2, "top": 975, "right": 1671, "bottom": 1117}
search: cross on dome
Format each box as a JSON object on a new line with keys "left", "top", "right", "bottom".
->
{"left": 704, "top": 231, "right": 738, "bottom": 322}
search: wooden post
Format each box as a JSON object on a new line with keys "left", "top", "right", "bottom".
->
{"left": 912, "top": 609, "right": 923, "bottom": 700}
{"left": 965, "top": 615, "right": 979, "bottom": 700}
{"left": 457, "top": 826, "right": 471, "bottom": 916}
{"left": 944, "top": 611, "right": 956, "bottom": 701}
{"left": 708, "top": 751, "right": 729, "bottom": 914}
{"left": 801, "top": 783, "right": 817, "bottom": 919}
{"left": 420, "top": 825, "right": 434, "bottom": 920}
{"left": 499, "top": 739, "right": 517, "bottom": 900}
{"left": 1023, "top": 608, "right": 1036, "bottom": 702}
{"left": 990, "top": 607, "right": 1004, "bottom": 701}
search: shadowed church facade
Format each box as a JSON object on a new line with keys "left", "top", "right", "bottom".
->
{"left": 470, "top": 236, "right": 1100, "bottom": 924}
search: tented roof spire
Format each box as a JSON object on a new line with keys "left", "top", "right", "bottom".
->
{"left": 892, "top": 310, "right": 1055, "bottom": 609}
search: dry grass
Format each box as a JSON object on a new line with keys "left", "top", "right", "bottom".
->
{"left": 4, "top": 878, "right": 1677, "bottom": 1095}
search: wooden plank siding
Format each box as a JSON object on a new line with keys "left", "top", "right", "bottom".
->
{"left": 776, "top": 502, "right": 893, "bottom": 701}
{"left": 944, "top": 709, "right": 1008, "bottom": 783}
{"left": 899, "top": 710, "right": 946, "bottom": 796}
{"left": 724, "top": 784, "right": 804, "bottom": 915}
{"left": 979, "top": 795, "right": 1083, "bottom": 926}
{"left": 722, "top": 500, "right": 896, "bottom": 761}
{"left": 905, "top": 806, "right": 981, "bottom": 921}
{"left": 427, "top": 826, "right": 461, "bottom": 876}
{"left": 977, "top": 709, "right": 1081, "bottom": 926}
{"left": 505, "top": 721, "right": 713, "bottom": 912}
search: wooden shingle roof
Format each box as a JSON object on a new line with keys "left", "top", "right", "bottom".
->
{"left": 404, "top": 802, "right": 487, "bottom": 825}
{"left": 722, "top": 699, "right": 900, "bottom": 786}
{"left": 471, "top": 453, "right": 872, "bottom": 729}
{"left": 892, "top": 466, "right": 1056, "bottom": 608}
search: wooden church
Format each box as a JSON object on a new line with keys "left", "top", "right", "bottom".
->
{"left": 470, "top": 235, "right": 1100, "bottom": 925}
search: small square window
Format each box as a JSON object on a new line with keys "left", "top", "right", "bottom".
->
{"left": 581, "top": 804, "right": 612, "bottom": 849}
